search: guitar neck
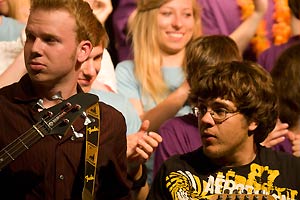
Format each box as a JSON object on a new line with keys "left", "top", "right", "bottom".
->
{"left": 0, "top": 93, "right": 99, "bottom": 172}
{"left": 0, "top": 123, "right": 47, "bottom": 171}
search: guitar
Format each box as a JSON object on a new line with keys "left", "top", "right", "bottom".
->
{"left": 210, "top": 194, "right": 275, "bottom": 200}
{"left": 0, "top": 92, "right": 99, "bottom": 171}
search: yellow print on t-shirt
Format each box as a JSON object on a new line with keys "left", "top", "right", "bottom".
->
{"left": 165, "top": 163, "right": 298, "bottom": 200}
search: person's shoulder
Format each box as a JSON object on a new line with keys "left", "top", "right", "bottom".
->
{"left": 91, "top": 90, "right": 128, "bottom": 108}
{"left": 98, "top": 100, "right": 123, "bottom": 117}
{"left": 0, "top": 82, "right": 19, "bottom": 97}
{"left": 161, "top": 147, "right": 204, "bottom": 170}
{"left": 159, "top": 114, "right": 197, "bottom": 134}
{"left": 97, "top": 101, "right": 127, "bottom": 134}
{"left": 93, "top": 90, "right": 121, "bottom": 101}
{"left": 259, "top": 36, "right": 300, "bottom": 59}
{"left": 2, "top": 16, "right": 20, "bottom": 25}
{"left": 159, "top": 114, "right": 190, "bottom": 130}
{"left": 259, "top": 146, "right": 300, "bottom": 165}
{"left": 115, "top": 60, "right": 138, "bottom": 85}
{"left": 115, "top": 60, "right": 134, "bottom": 70}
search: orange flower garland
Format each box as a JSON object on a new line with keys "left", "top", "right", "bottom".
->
{"left": 237, "top": 0, "right": 291, "bottom": 57}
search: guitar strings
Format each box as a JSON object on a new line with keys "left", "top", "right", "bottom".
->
{"left": 0, "top": 104, "right": 76, "bottom": 168}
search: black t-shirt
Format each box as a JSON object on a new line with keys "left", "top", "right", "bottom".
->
{"left": 148, "top": 146, "right": 300, "bottom": 200}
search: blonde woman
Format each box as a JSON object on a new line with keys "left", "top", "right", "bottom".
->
{"left": 116, "top": 0, "right": 201, "bottom": 132}
{"left": 115, "top": 0, "right": 201, "bottom": 185}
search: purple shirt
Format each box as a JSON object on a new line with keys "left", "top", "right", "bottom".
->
{"left": 199, "top": 0, "right": 275, "bottom": 61}
{"left": 258, "top": 35, "right": 300, "bottom": 71}
{"left": 154, "top": 114, "right": 201, "bottom": 176}
{"left": 112, "top": 0, "right": 136, "bottom": 61}
{"left": 272, "top": 138, "right": 293, "bottom": 154}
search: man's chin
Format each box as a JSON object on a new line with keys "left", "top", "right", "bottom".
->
{"left": 79, "top": 84, "right": 91, "bottom": 93}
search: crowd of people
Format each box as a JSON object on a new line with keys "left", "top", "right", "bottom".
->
{"left": 0, "top": 0, "right": 300, "bottom": 199}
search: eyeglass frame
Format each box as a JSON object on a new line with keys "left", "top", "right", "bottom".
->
{"left": 193, "top": 102, "right": 240, "bottom": 124}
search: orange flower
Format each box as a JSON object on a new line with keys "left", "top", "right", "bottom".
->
{"left": 237, "top": 0, "right": 291, "bottom": 57}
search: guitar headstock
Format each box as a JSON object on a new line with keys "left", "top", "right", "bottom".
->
{"left": 209, "top": 194, "right": 275, "bottom": 200}
{"left": 37, "top": 93, "right": 99, "bottom": 137}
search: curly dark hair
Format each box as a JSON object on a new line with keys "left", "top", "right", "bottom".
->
{"left": 271, "top": 44, "right": 300, "bottom": 128}
{"left": 189, "top": 61, "right": 278, "bottom": 144}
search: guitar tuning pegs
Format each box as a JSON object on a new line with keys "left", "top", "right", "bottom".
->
{"left": 46, "top": 111, "right": 53, "bottom": 117}
{"left": 74, "top": 104, "right": 81, "bottom": 110}
{"left": 253, "top": 195, "right": 259, "bottom": 200}
{"left": 63, "top": 118, "right": 70, "bottom": 124}
{"left": 262, "top": 195, "right": 268, "bottom": 200}
{"left": 65, "top": 102, "right": 72, "bottom": 108}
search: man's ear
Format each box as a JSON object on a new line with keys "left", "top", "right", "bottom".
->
{"left": 248, "top": 121, "right": 258, "bottom": 131}
{"left": 77, "top": 40, "right": 92, "bottom": 63}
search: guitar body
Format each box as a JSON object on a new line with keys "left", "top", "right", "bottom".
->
{"left": 0, "top": 92, "right": 99, "bottom": 171}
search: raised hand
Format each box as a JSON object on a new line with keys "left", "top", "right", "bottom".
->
{"left": 261, "top": 119, "right": 289, "bottom": 148}
{"left": 85, "top": 0, "right": 113, "bottom": 24}
{"left": 127, "top": 120, "right": 162, "bottom": 163}
{"left": 291, "top": 134, "right": 300, "bottom": 157}
{"left": 253, "top": 0, "right": 268, "bottom": 16}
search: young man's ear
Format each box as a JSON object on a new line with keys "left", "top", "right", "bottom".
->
{"left": 248, "top": 121, "right": 258, "bottom": 131}
{"left": 77, "top": 40, "right": 92, "bottom": 63}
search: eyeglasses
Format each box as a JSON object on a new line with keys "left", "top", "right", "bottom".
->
{"left": 193, "top": 103, "right": 239, "bottom": 124}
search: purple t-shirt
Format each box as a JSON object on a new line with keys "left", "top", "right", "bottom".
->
{"left": 257, "top": 35, "right": 300, "bottom": 71}
{"left": 154, "top": 114, "right": 201, "bottom": 176}
{"left": 272, "top": 138, "right": 293, "bottom": 154}
{"left": 199, "top": 0, "right": 275, "bottom": 61}
{"left": 112, "top": 0, "right": 136, "bottom": 61}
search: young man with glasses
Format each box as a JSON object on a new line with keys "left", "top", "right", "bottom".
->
{"left": 147, "top": 61, "right": 300, "bottom": 199}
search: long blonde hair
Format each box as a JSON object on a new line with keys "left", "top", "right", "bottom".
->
{"left": 129, "top": 0, "right": 201, "bottom": 103}
{"left": 7, "top": 0, "right": 31, "bottom": 23}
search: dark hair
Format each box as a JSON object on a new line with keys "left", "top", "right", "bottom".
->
{"left": 289, "top": 0, "right": 300, "bottom": 19}
{"left": 185, "top": 35, "right": 242, "bottom": 107}
{"left": 186, "top": 35, "right": 242, "bottom": 87}
{"left": 271, "top": 44, "right": 300, "bottom": 128}
{"left": 189, "top": 61, "right": 278, "bottom": 144}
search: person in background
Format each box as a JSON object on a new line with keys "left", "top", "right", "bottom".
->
{"left": 83, "top": 0, "right": 118, "bottom": 93}
{"left": 154, "top": 35, "right": 242, "bottom": 175}
{"left": 0, "top": 0, "right": 30, "bottom": 72}
{"left": 261, "top": 43, "right": 300, "bottom": 157}
{"left": 0, "top": 0, "right": 117, "bottom": 93}
{"left": 258, "top": 0, "right": 300, "bottom": 71}
{"left": 78, "top": 23, "right": 162, "bottom": 199}
{"left": 112, "top": 0, "right": 136, "bottom": 61}
{"left": 79, "top": 44, "right": 141, "bottom": 134}
{"left": 148, "top": 61, "right": 300, "bottom": 199}
{"left": 84, "top": 0, "right": 112, "bottom": 25}
{"left": 3, "top": 0, "right": 30, "bottom": 23}
{"left": 116, "top": 0, "right": 201, "bottom": 133}
{"left": 0, "top": 0, "right": 130, "bottom": 198}
{"left": 112, "top": 0, "right": 269, "bottom": 63}
{"left": 115, "top": 0, "right": 201, "bottom": 184}
{"left": 199, "top": 0, "right": 290, "bottom": 61}
{"left": 0, "top": 0, "right": 27, "bottom": 41}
